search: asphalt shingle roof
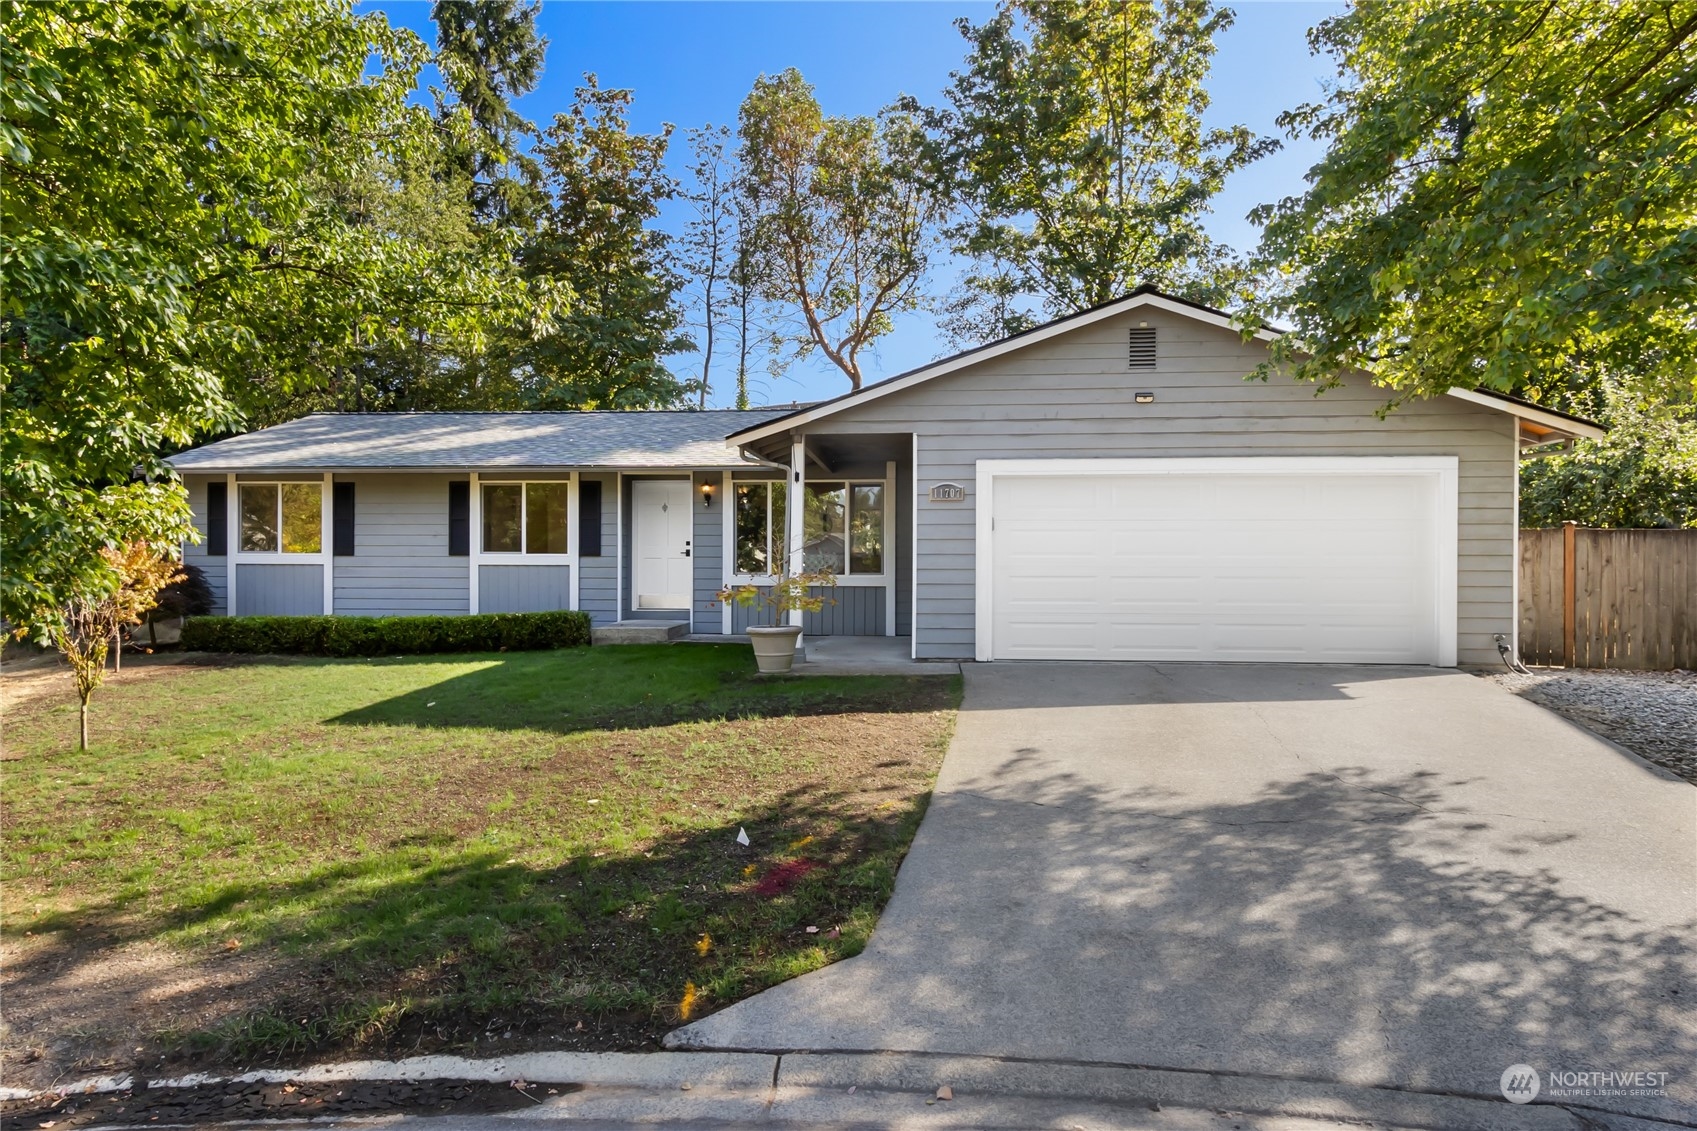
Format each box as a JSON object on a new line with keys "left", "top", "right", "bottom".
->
{"left": 166, "top": 410, "right": 789, "bottom": 472}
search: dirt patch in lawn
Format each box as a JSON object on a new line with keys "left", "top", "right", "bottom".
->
{"left": 0, "top": 934, "right": 307, "bottom": 1092}
{"left": 2, "top": 653, "right": 958, "bottom": 1092}
{"left": 2, "top": 1077, "right": 566, "bottom": 1128}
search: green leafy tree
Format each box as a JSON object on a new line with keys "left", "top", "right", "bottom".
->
{"left": 738, "top": 68, "right": 943, "bottom": 390}
{"left": 926, "top": 0, "right": 1272, "bottom": 345}
{"left": 431, "top": 0, "right": 548, "bottom": 225}
{"left": 1, "top": 1, "right": 544, "bottom": 631}
{"left": 1521, "top": 385, "right": 1697, "bottom": 529}
{"left": 1249, "top": 1, "right": 1697, "bottom": 406}
{"left": 518, "top": 77, "right": 691, "bottom": 409}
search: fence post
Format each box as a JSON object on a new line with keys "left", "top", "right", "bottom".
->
{"left": 1562, "top": 521, "right": 1578, "bottom": 668}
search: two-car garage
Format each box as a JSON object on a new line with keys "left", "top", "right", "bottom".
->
{"left": 979, "top": 458, "right": 1459, "bottom": 665}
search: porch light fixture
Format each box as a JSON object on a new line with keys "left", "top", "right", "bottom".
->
{"left": 700, "top": 480, "right": 715, "bottom": 508}
{"left": 1134, "top": 391, "right": 1156, "bottom": 404}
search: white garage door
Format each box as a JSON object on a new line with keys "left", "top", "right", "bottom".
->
{"left": 986, "top": 461, "right": 1453, "bottom": 663}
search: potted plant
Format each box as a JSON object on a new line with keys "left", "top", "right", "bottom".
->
{"left": 718, "top": 567, "right": 837, "bottom": 674}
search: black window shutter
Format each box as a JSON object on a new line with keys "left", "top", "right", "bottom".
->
{"left": 448, "top": 481, "right": 470, "bottom": 556}
{"left": 332, "top": 482, "right": 355, "bottom": 556}
{"left": 206, "top": 481, "right": 227, "bottom": 556}
{"left": 578, "top": 480, "right": 602, "bottom": 556}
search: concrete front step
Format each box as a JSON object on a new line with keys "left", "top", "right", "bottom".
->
{"left": 591, "top": 620, "right": 691, "bottom": 646}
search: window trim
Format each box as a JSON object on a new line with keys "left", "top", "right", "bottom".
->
{"left": 478, "top": 478, "right": 574, "bottom": 559}
{"left": 233, "top": 480, "right": 327, "bottom": 560}
{"left": 729, "top": 468, "right": 893, "bottom": 586}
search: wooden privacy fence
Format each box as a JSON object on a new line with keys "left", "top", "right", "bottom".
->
{"left": 1520, "top": 524, "right": 1697, "bottom": 670}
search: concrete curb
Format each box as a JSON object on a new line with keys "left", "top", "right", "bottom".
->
{"left": 774, "top": 1051, "right": 1600, "bottom": 1131}
{"left": 0, "top": 1050, "right": 775, "bottom": 1104}
{"left": 5, "top": 1048, "right": 1688, "bottom": 1131}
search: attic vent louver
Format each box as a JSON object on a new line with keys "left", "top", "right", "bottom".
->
{"left": 1128, "top": 326, "right": 1157, "bottom": 369}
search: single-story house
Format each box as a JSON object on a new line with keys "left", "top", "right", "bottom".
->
{"left": 168, "top": 287, "right": 1603, "bottom": 666}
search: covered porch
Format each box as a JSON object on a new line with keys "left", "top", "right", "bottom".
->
{"left": 725, "top": 430, "right": 913, "bottom": 641}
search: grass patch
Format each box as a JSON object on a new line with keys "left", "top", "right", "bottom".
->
{"left": 1, "top": 644, "right": 958, "bottom": 1069}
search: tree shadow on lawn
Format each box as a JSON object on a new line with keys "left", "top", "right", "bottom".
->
{"left": 3, "top": 778, "right": 930, "bottom": 1082}
{"left": 323, "top": 644, "right": 957, "bottom": 736}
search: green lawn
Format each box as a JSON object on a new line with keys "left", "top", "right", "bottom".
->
{"left": 2, "top": 644, "right": 958, "bottom": 1063}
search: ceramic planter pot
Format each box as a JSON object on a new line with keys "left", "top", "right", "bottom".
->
{"left": 747, "top": 624, "right": 803, "bottom": 673}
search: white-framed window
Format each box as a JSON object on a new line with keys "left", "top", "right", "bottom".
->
{"left": 734, "top": 480, "right": 787, "bottom": 575}
{"left": 481, "top": 480, "right": 569, "bottom": 555}
{"left": 803, "top": 481, "right": 885, "bottom": 574}
{"left": 238, "top": 482, "right": 322, "bottom": 554}
{"left": 734, "top": 478, "right": 886, "bottom": 576}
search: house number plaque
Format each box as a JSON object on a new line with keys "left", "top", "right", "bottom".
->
{"left": 928, "top": 483, "right": 967, "bottom": 502}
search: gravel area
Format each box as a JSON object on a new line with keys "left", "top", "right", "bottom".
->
{"left": 1481, "top": 667, "right": 1697, "bottom": 785}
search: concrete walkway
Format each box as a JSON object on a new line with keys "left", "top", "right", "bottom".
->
{"left": 670, "top": 663, "right": 1697, "bottom": 1123}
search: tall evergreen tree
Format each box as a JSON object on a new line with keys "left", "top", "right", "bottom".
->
{"left": 431, "top": 0, "right": 548, "bottom": 225}
{"left": 519, "top": 77, "right": 691, "bottom": 409}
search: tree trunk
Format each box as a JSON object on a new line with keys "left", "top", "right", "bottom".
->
{"left": 112, "top": 631, "right": 121, "bottom": 672}
{"left": 79, "top": 699, "right": 89, "bottom": 752}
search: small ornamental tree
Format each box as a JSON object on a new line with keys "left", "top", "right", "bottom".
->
{"left": 718, "top": 554, "right": 837, "bottom": 624}
{"left": 45, "top": 544, "right": 181, "bottom": 751}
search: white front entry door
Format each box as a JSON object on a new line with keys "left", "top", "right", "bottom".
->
{"left": 632, "top": 479, "right": 693, "bottom": 610}
{"left": 984, "top": 460, "right": 1455, "bottom": 664}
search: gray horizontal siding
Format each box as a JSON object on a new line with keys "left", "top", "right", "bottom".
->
{"left": 818, "top": 307, "right": 1516, "bottom": 664}
{"left": 730, "top": 586, "right": 886, "bottom": 636}
{"left": 693, "top": 471, "right": 725, "bottom": 634}
{"left": 480, "top": 564, "right": 571, "bottom": 613}
{"left": 579, "top": 473, "right": 619, "bottom": 626}
{"left": 182, "top": 475, "right": 228, "bottom": 615}
{"left": 333, "top": 474, "right": 468, "bottom": 616}
{"left": 235, "top": 563, "right": 323, "bottom": 616}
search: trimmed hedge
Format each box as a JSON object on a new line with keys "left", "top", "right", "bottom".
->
{"left": 179, "top": 610, "right": 592, "bottom": 657}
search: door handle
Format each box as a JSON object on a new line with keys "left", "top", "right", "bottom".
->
{"left": 682, "top": 549, "right": 691, "bottom": 557}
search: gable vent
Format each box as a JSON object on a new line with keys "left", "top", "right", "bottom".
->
{"left": 1128, "top": 326, "right": 1157, "bottom": 369}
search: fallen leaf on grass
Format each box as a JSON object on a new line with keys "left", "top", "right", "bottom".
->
{"left": 936, "top": 1086, "right": 953, "bottom": 1101}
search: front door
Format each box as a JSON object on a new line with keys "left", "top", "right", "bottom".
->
{"left": 632, "top": 479, "right": 693, "bottom": 610}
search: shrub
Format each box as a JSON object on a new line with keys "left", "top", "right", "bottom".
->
{"left": 179, "top": 610, "right": 592, "bottom": 657}
{"left": 150, "top": 563, "right": 217, "bottom": 620}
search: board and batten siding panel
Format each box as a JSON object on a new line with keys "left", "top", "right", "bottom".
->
{"left": 235, "top": 563, "right": 324, "bottom": 616}
{"left": 182, "top": 474, "right": 228, "bottom": 614}
{"left": 332, "top": 474, "right": 469, "bottom": 616}
{"left": 692, "top": 471, "right": 724, "bottom": 633}
{"left": 480, "top": 564, "right": 571, "bottom": 613}
{"left": 815, "top": 307, "right": 1516, "bottom": 664}
{"left": 730, "top": 586, "right": 885, "bottom": 636}
{"left": 578, "top": 473, "right": 620, "bottom": 625}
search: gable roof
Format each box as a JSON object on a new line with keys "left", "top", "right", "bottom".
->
{"left": 168, "top": 409, "right": 788, "bottom": 473}
{"left": 726, "top": 287, "right": 1605, "bottom": 445}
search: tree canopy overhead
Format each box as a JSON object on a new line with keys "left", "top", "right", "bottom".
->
{"left": 0, "top": 0, "right": 543, "bottom": 629}
{"left": 1249, "top": 0, "right": 1697, "bottom": 407}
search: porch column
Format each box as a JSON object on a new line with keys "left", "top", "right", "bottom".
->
{"left": 788, "top": 434, "right": 805, "bottom": 629}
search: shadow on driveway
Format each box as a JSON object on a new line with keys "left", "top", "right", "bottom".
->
{"left": 671, "top": 663, "right": 1697, "bottom": 1122}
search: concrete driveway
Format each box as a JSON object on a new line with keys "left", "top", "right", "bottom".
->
{"left": 671, "top": 664, "right": 1697, "bottom": 1122}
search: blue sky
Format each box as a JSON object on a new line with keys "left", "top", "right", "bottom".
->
{"left": 370, "top": 1, "right": 1342, "bottom": 406}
